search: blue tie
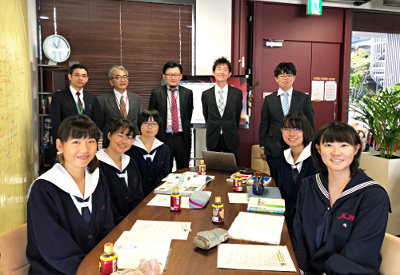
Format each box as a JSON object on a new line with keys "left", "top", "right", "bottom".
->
{"left": 74, "top": 196, "right": 91, "bottom": 224}
{"left": 282, "top": 92, "right": 289, "bottom": 116}
{"left": 292, "top": 167, "right": 299, "bottom": 181}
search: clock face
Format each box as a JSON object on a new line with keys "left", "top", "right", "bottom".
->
{"left": 43, "top": 34, "right": 71, "bottom": 63}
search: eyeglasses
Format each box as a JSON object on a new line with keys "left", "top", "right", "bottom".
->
{"left": 143, "top": 121, "right": 158, "bottom": 127}
{"left": 282, "top": 128, "right": 301, "bottom": 133}
{"left": 278, "top": 74, "right": 294, "bottom": 79}
{"left": 113, "top": 75, "right": 129, "bottom": 80}
{"left": 72, "top": 73, "right": 88, "bottom": 78}
{"left": 164, "top": 74, "right": 182, "bottom": 79}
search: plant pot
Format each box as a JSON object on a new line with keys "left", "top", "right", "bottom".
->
{"left": 359, "top": 152, "right": 400, "bottom": 235}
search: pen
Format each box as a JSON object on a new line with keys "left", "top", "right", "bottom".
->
{"left": 276, "top": 249, "right": 286, "bottom": 265}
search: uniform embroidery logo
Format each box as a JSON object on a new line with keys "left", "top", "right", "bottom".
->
{"left": 338, "top": 213, "right": 355, "bottom": 221}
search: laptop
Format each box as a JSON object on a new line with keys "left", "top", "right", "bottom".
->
{"left": 201, "top": 151, "right": 238, "bottom": 173}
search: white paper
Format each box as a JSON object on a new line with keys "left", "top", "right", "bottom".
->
{"left": 227, "top": 193, "right": 248, "bottom": 204}
{"left": 324, "top": 81, "right": 337, "bottom": 101}
{"left": 115, "top": 232, "right": 171, "bottom": 270}
{"left": 147, "top": 192, "right": 212, "bottom": 208}
{"left": 130, "top": 220, "right": 191, "bottom": 240}
{"left": 311, "top": 80, "right": 324, "bottom": 101}
{"left": 217, "top": 244, "right": 296, "bottom": 272}
{"left": 228, "top": 212, "right": 284, "bottom": 244}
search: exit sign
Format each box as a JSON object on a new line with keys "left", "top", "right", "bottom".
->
{"left": 307, "top": 0, "right": 322, "bottom": 15}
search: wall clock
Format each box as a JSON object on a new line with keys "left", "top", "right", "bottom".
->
{"left": 43, "top": 34, "right": 71, "bottom": 63}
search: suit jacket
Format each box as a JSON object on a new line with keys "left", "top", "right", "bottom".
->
{"left": 50, "top": 88, "right": 104, "bottom": 140}
{"left": 259, "top": 90, "right": 314, "bottom": 157}
{"left": 149, "top": 85, "right": 193, "bottom": 149}
{"left": 98, "top": 90, "right": 142, "bottom": 145}
{"left": 201, "top": 85, "right": 243, "bottom": 150}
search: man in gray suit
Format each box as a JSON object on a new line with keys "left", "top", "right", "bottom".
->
{"left": 99, "top": 65, "right": 142, "bottom": 147}
{"left": 259, "top": 62, "right": 314, "bottom": 185}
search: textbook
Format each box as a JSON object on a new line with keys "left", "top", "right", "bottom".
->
{"left": 155, "top": 173, "right": 214, "bottom": 196}
{"left": 247, "top": 197, "right": 285, "bottom": 214}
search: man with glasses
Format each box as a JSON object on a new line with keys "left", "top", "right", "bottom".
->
{"left": 98, "top": 65, "right": 142, "bottom": 148}
{"left": 149, "top": 61, "right": 193, "bottom": 171}
{"left": 259, "top": 62, "right": 314, "bottom": 186}
{"left": 51, "top": 64, "right": 104, "bottom": 142}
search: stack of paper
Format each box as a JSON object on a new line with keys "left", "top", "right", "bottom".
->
{"left": 217, "top": 244, "right": 296, "bottom": 272}
{"left": 228, "top": 212, "right": 284, "bottom": 244}
{"left": 155, "top": 172, "right": 214, "bottom": 196}
{"left": 247, "top": 197, "right": 285, "bottom": 214}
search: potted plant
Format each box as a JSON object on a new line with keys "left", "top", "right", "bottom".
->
{"left": 351, "top": 83, "right": 400, "bottom": 234}
{"left": 352, "top": 83, "right": 400, "bottom": 159}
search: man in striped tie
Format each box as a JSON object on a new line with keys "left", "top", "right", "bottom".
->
{"left": 259, "top": 62, "right": 315, "bottom": 185}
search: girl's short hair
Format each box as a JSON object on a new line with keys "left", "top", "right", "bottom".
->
{"left": 280, "top": 112, "right": 314, "bottom": 147}
{"left": 311, "top": 122, "right": 361, "bottom": 176}
{"left": 57, "top": 115, "right": 100, "bottom": 173}
{"left": 108, "top": 118, "right": 135, "bottom": 137}
{"left": 137, "top": 109, "right": 162, "bottom": 129}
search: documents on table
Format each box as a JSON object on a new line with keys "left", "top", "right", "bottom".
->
{"left": 148, "top": 191, "right": 212, "bottom": 208}
{"left": 228, "top": 212, "right": 284, "bottom": 244}
{"left": 156, "top": 172, "right": 214, "bottom": 196}
{"left": 217, "top": 244, "right": 296, "bottom": 272}
{"left": 227, "top": 192, "right": 249, "bottom": 204}
{"left": 115, "top": 233, "right": 171, "bottom": 270}
{"left": 130, "top": 220, "right": 191, "bottom": 240}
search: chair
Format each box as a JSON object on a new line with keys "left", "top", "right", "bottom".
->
{"left": 0, "top": 224, "right": 29, "bottom": 275}
{"left": 380, "top": 233, "right": 400, "bottom": 274}
{"left": 251, "top": 144, "right": 270, "bottom": 175}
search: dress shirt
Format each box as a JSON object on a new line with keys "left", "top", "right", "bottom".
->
{"left": 166, "top": 86, "right": 183, "bottom": 133}
{"left": 113, "top": 89, "right": 129, "bottom": 116}
{"left": 69, "top": 86, "right": 85, "bottom": 110}
{"left": 277, "top": 87, "right": 293, "bottom": 110}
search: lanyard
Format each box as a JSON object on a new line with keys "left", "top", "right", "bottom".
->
{"left": 74, "top": 95, "right": 84, "bottom": 115}
{"left": 114, "top": 93, "right": 128, "bottom": 117}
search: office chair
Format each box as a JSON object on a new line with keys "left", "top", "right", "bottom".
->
{"left": 0, "top": 223, "right": 29, "bottom": 275}
{"left": 380, "top": 233, "right": 400, "bottom": 274}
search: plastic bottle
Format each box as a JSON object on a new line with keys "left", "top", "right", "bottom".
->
{"left": 233, "top": 172, "right": 243, "bottom": 192}
{"left": 212, "top": 196, "right": 224, "bottom": 223}
{"left": 99, "top": 242, "right": 118, "bottom": 275}
{"left": 170, "top": 187, "right": 181, "bottom": 212}
{"left": 198, "top": 159, "right": 206, "bottom": 175}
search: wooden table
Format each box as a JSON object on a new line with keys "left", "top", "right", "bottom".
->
{"left": 77, "top": 169, "right": 299, "bottom": 274}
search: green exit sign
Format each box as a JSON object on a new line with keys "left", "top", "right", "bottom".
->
{"left": 307, "top": 0, "right": 322, "bottom": 15}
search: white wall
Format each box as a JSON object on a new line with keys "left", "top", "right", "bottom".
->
{"left": 195, "top": 0, "right": 232, "bottom": 75}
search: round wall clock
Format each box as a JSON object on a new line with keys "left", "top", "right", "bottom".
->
{"left": 43, "top": 34, "right": 71, "bottom": 63}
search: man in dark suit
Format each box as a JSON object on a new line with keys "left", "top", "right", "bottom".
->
{"left": 149, "top": 61, "right": 193, "bottom": 170}
{"left": 51, "top": 64, "right": 103, "bottom": 141}
{"left": 201, "top": 57, "right": 243, "bottom": 164}
{"left": 98, "top": 65, "right": 142, "bottom": 147}
{"left": 259, "top": 62, "right": 315, "bottom": 184}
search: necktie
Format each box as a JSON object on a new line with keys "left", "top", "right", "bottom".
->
{"left": 120, "top": 95, "right": 127, "bottom": 118}
{"left": 217, "top": 90, "right": 225, "bottom": 117}
{"left": 292, "top": 166, "right": 299, "bottom": 181}
{"left": 282, "top": 92, "right": 289, "bottom": 116}
{"left": 74, "top": 196, "right": 91, "bottom": 224}
{"left": 170, "top": 89, "right": 179, "bottom": 133}
{"left": 76, "top": 92, "right": 83, "bottom": 113}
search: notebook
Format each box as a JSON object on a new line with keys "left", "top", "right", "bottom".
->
{"left": 201, "top": 151, "right": 238, "bottom": 173}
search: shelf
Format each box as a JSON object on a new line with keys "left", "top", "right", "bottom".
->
{"left": 39, "top": 92, "right": 54, "bottom": 95}
{"left": 39, "top": 114, "right": 51, "bottom": 117}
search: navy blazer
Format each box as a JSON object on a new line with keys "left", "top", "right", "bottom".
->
{"left": 259, "top": 90, "right": 314, "bottom": 157}
{"left": 50, "top": 88, "right": 104, "bottom": 140}
{"left": 201, "top": 85, "right": 243, "bottom": 150}
{"left": 149, "top": 85, "right": 193, "bottom": 149}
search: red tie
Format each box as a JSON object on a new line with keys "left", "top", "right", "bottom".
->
{"left": 76, "top": 92, "right": 83, "bottom": 112}
{"left": 170, "top": 89, "right": 179, "bottom": 133}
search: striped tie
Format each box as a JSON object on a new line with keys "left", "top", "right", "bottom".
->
{"left": 282, "top": 92, "right": 289, "bottom": 116}
{"left": 217, "top": 90, "right": 225, "bottom": 116}
{"left": 170, "top": 89, "right": 179, "bottom": 133}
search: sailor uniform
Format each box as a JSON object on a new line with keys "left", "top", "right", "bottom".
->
{"left": 27, "top": 164, "right": 114, "bottom": 275}
{"left": 97, "top": 150, "right": 144, "bottom": 224}
{"left": 293, "top": 171, "right": 390, "bottom": 274}
{"left": 126, "top": 136, "right": 170, "bottom": 196}
{"left": 277, "top": 143, "right": 316, "bottom": 239}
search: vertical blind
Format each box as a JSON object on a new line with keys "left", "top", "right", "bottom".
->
{"left": 38, "top": 0, "right": 193, "bottom": 108}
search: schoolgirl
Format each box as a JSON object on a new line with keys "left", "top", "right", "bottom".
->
{"left": 27, "top": 115, "right": 114, "bottom": 274}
